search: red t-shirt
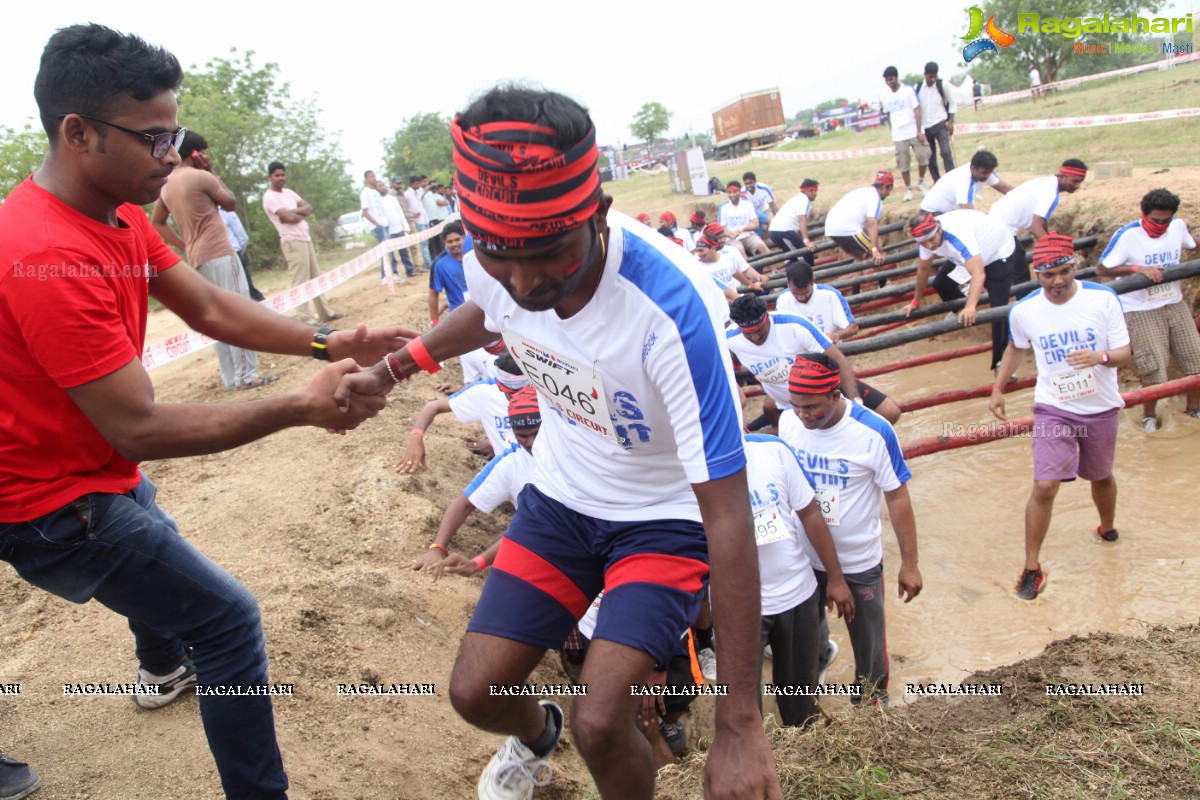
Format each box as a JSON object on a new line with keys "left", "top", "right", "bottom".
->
{"left": 0, "top": 177, "right": 181, "bottom": 521}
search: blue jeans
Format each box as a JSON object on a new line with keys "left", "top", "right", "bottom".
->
{"left": 0, "top": 476, "right": 288, "bottom": 799}
{"left": 387, "top": 232, "right": 416, "bottom": 276}
{"left": 416, "top": 222, "right": 432, "bottom": 267}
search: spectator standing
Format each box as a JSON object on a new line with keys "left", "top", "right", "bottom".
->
{"left": 405, "top": 175, "right": 432, "bottom": 267}
{"left": 261, "top": 161, "right": 345, "bottom": 323}
{"left": 880, "top": 65, "right": 929, "bottom": 201}
{"left": 424, "top": 181, "right": 452, "bottom": 262}
{"left": 917, "top": 62, "right": 956, "bottom": 182}
{"left": 218, "top": 207, "right": 264, "bottom": 302}
{"left": 1029, "top": 64, "right": 1043, "bottom": 101}
{"left": 378, "top": 177, "right": 416, "bottom": 280}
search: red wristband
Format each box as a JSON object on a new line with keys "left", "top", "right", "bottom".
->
{"left": 428, "top": 543, "right": 448, "bottom": 555}
{"left": 1131, "top": 265, "right": 1139, "bottom": 273}
{"left": 408, "top": 337, "right": 442, "bottom": 374}
{"left": 410, "top": 428, "right": 425, "bottom": 437}
{"left": 472, "top": 555, "right": 488, "bottom": 571}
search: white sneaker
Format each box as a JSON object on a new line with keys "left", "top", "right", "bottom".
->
{"left": 903, "top": 189, "right": 914, "bottom": 202}
{"left": 1142, "top": 416, "right": 1158, "bottom": 433}
{"left": 477, "top": 702, "right": 559, "bottom": 800}
{"left": 697, "top": 647, "right": 717, "bottom": 681}
{"left": 916, "top": 180, "right": 927, "bottom": 194}
{"left": 817, "top": 640, "right": 839, "bottom": 686}
{"left": 763, "top": 644, "right": 773, "bottom": 661}
{"left": 379, "top": 277, "right": 389, "bottom": 285}
{"left": 132, "top": 659, "right": 197, "bottom": 709}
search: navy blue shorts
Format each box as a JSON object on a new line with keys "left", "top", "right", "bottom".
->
{"left": 468, "top": 485, "right": 710, "bottom": 666}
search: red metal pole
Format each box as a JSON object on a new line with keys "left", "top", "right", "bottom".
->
{"left": 903, "top": 374, "right": 1200, "bottom": 460}
{"left": 856, "top": 344, "right": 991, "bottom": 379}
{"left": 899, "top": 377, "right": 1036, "bottom": 413}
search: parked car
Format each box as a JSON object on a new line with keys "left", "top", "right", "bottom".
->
{"left": 334, "top": 211, "right": 369, "bottom": 240}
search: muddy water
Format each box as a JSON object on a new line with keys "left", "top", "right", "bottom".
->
{"left": 786, "top": 330, "right": 1200, "bottom": 706}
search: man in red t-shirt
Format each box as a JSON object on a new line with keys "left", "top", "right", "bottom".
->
{"left": 0, "top": 24, "right": 416, "bottom": 800}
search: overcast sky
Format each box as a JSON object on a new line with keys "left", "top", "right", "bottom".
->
{"left": 4, "top": 1, "right": 1195, "bottom": 174}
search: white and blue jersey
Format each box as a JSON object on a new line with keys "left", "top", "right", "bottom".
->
{"left": 718, "top": 198, "right": 759, "bottom": 239}
{"left": 824, "top": 186, "right": 882, "bottom": 238}
{"left": 1100, "top": 218, "right": 1195, "bottom": 313}
{"left": 774, "top": 285, "right": 855, "bottom": 337}
{"left": 1008, "top": 280, "right": 1130, "bottom": 415}
{"left": 465, "top": 212, "right": 744, "bottom": 522}
{"left": 744, "top": 434, "right": 819, "bottom": 616}
{"left": 448, "top": 378, "right": 514, "bottom": 454}
{"left": 465, "top": 445, "right": 534, "bottom": 513}
{"left": 990, "top": 176, "right": 1059, "bottom": 237}
{"left": 725, "top": 314, "right": 831, "bottom": 410}
{"left": 921, "top": 164, "right": 1003, "bottom": 214}
{"left": 778, "top": 399, "right": 910, "bottom": 574}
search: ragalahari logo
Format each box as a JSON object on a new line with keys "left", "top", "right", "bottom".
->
{"left": 962, "top": 6, "right": 1016, "bottom": 62}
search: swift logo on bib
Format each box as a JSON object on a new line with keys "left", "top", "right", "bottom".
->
{"left": 503, "top": 329, "right": 617, "bottom": 443}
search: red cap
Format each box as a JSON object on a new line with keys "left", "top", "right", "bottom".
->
{"left": 874, "top": 171, "right": 895, "bottom": 186}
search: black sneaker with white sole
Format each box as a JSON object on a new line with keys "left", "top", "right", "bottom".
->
{"left": 132, "top": 657, "right": 197, "bottom": 709}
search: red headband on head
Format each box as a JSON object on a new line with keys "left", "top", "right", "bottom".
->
{"left": 910, "top": 212, "right": 940, "bottom": 241}
{"left": 659, "top": 210, "right": 677, "bottom": 224}
{"left": 636, "top": 213, "right": 652, "bottom": 224}
{"left": 1032, "top": 232, "right": 1075, "bottom": 271}
{"left": 789, "top": 358, "right": 841, "bottom": 395}
{"left": 703, "top": 221, "right": 726, "bottom": 237}
{"left": 874, "top": 171, "right": 895, "bottom": 186}
{"left": 1058, "top": 165, "right": 1087, "bottom": 178}
{"left": 507, "top": 385, "right": 541, "bottom": 429}
{"left": 736, "top": 309, "right": 769, "bottom": 331}
{"left": 451, "top": 117, "right": 602, "bottom": 250}
{"left": 696, "top": 234, "right": 720, "bottom": 249}
{"left": 690, "top": 210, "right": 706, "bottom": 224}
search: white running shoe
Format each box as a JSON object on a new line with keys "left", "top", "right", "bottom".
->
{"left": 477, "top": 702, "right": 559, "bottom": 800}
{"left": 916, "top": 180, "right": 927, "bottom": 194}
{"left": 697, "top": 647, "right": 717, "bottom": 681}
{"left": 763, "top": 644, "right": 773, "bottom": 661}
{"left": 816, "top": 640, "right": 840, "bottom": 686}
{"left": 903, "top": 189, "right": 914, "bottom": 202}
{"left": 1142, "top": 416, "right": 1158, "bottom": 433}
{"left": 132, "top": 658, "right": 197, "bottom": 709}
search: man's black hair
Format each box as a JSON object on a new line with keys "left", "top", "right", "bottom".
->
{"left": 656, "top": 225, "right": 676, "bottom": 238}
{"left": 457, "top": 84, "right": 593, "bottom": 151}
{"left": 268, "top": 161, "right": 286, "bottom": 174}
{"left": 442, "top": 220, "right": 465, "bottom": 240}
{"left": 800, "top": 178, "right": 819, "bottom": 189}
{"left": 882, "top": 66, "right": 899, "bottom": 78}
{"left": 1061, "top": 158, "right": 1088, "bottom": 171}
{"left": 729, "top": 295, "right": 769, "bottom": 328}
{"left": 35, "top": 24, "right": 183, "bottom": 143}
{"left": 924, "top": 61, "right": 939, "bottom": 75}
{"left": 178, "top": 131, "right": 208, "bottom": 160}
{"left": 494, "top": 353, "right": 521, "bottom": 376}
{"left": 786, "top": 260, "right": 814, "bottom": 288}
{"left": 970, "top": 150, "right": 998, "bottom": 171}
{"left": 364, "top": 169, "right": 375, "bottom": 180}
{"left": 1141, "top": 188, "right": 1180, "bottom": 215}
{"left": 409, "top": 175, "right": 421, "bottom": 184}
{"left": 742, "top": 171, "right": 757, "bottom": 182}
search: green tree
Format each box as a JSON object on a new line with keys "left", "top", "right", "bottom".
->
{"left": 177, "top": 50, "right": 353, "bottom": 261}
{"left": 813, "top": 97, "right": 850, "bottom": 115}
{"left": 382, "top": 113, "right": 454, "bottom": 186}
{"left": 629, "top": 102, "right": 672, "bottom": 145}
{"left": 0, "top": 124, "right": 46, "bottom": 201}
{"left": 963, "top": 0, "right": 1164, "bottom": 88}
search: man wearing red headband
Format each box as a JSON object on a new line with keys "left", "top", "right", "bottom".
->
{"left": 338, "top": 84, "right": 780, "bottom": 800}
{"left": 990, "top": 159, "right": 1087, "bottom": 242}
{"left": 991, "top": 233, "right": 1132, "bottom": 600}
{"left": 777, "top": 353, "right": 921, "bottom": 706}
{"left": 1098, "top": 188, "right": 1200, "bottom": 431}
{"left": 906, "top": 209, "right": 1028, "bottom": 372}
{"left": 680, "top": 209, "right": 707, "bottom": 252}
{"left": 824, "top": 173, "right": 893, "bottom": 268}
{"left": 767, "top": 179, "right": 820, "bottom": 263}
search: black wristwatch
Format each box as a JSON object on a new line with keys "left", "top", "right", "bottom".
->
{"left": 312, "top": 326, "right": 336, "bottom": 361}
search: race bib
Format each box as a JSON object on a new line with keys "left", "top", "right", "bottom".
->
{"left": 753, "top": 508, "right": 789, "bottom": 546}
{"left": 1145, "top": 281, "right": 1181, "bottom": 304}
{"left": 756, "top": 358, "right": 792, "bottom": 385}
{"left": 814, "top": 487, "right": 842, "bottom": 527}
{"left": 947, "top": 264, "right": 972, "bottom": 286}
{"left": 502, "top": 329, "right": 617, "bottom": 443}
{"left": 1051, "top": 368, "right": 1098, "bottom": 403}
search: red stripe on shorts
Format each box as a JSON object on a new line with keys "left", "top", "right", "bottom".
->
{"left": 493, "top": 538, "right": 590, "bottom": 620}
{"left": 604, "top": 553, "right": 707, "bottom": 594}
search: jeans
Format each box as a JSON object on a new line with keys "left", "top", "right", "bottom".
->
{"left": 924, "top": 122, "right": 955, "bottom": 181}
{"left": 0, "top": 476, "right": 288, "bottom": 799}
{"left": 931, "top": 248, "right": 1023, "bottom": 370}
{"left": 387, "top": 233, "right": 416, "bottom": 277}
{"left": 416, "top": 222, "right": 432, "bottom": 267}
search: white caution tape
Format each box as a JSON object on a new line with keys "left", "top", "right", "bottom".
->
{"left": 956, "top": 106, "right": 1200, "bottom": 133}
{"left": 140, "top": 219, "right": 451, "bottom": 371}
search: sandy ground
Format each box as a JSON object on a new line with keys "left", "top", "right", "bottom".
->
{"left": 2, "top": 168, "right": 1200, "bottom": 799}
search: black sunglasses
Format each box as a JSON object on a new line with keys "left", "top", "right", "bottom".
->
{"left": 59, "top": 113, "right": 186, "bottom": 159}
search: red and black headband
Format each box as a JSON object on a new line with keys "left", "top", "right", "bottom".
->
{"left": 909, "top": 212, "right": 940, "bottom": 242}
{"left": 789, "top": 357, "right": 841, "bottom": 395}
{"left": 1058, "top": 165, "right": 1087, "bottom": 178}
{"left": 507, "top": 385, "right": 542, "bottom": 429}
{"left": 1031, "top": 232, "right": 1075, "bottom": 271}
{"left": 451, "top": 117, "right": 602, "bottom": 250}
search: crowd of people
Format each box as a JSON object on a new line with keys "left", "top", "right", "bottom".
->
{"left": 1, "top": 25, "right": 1197, "bottom": 800}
